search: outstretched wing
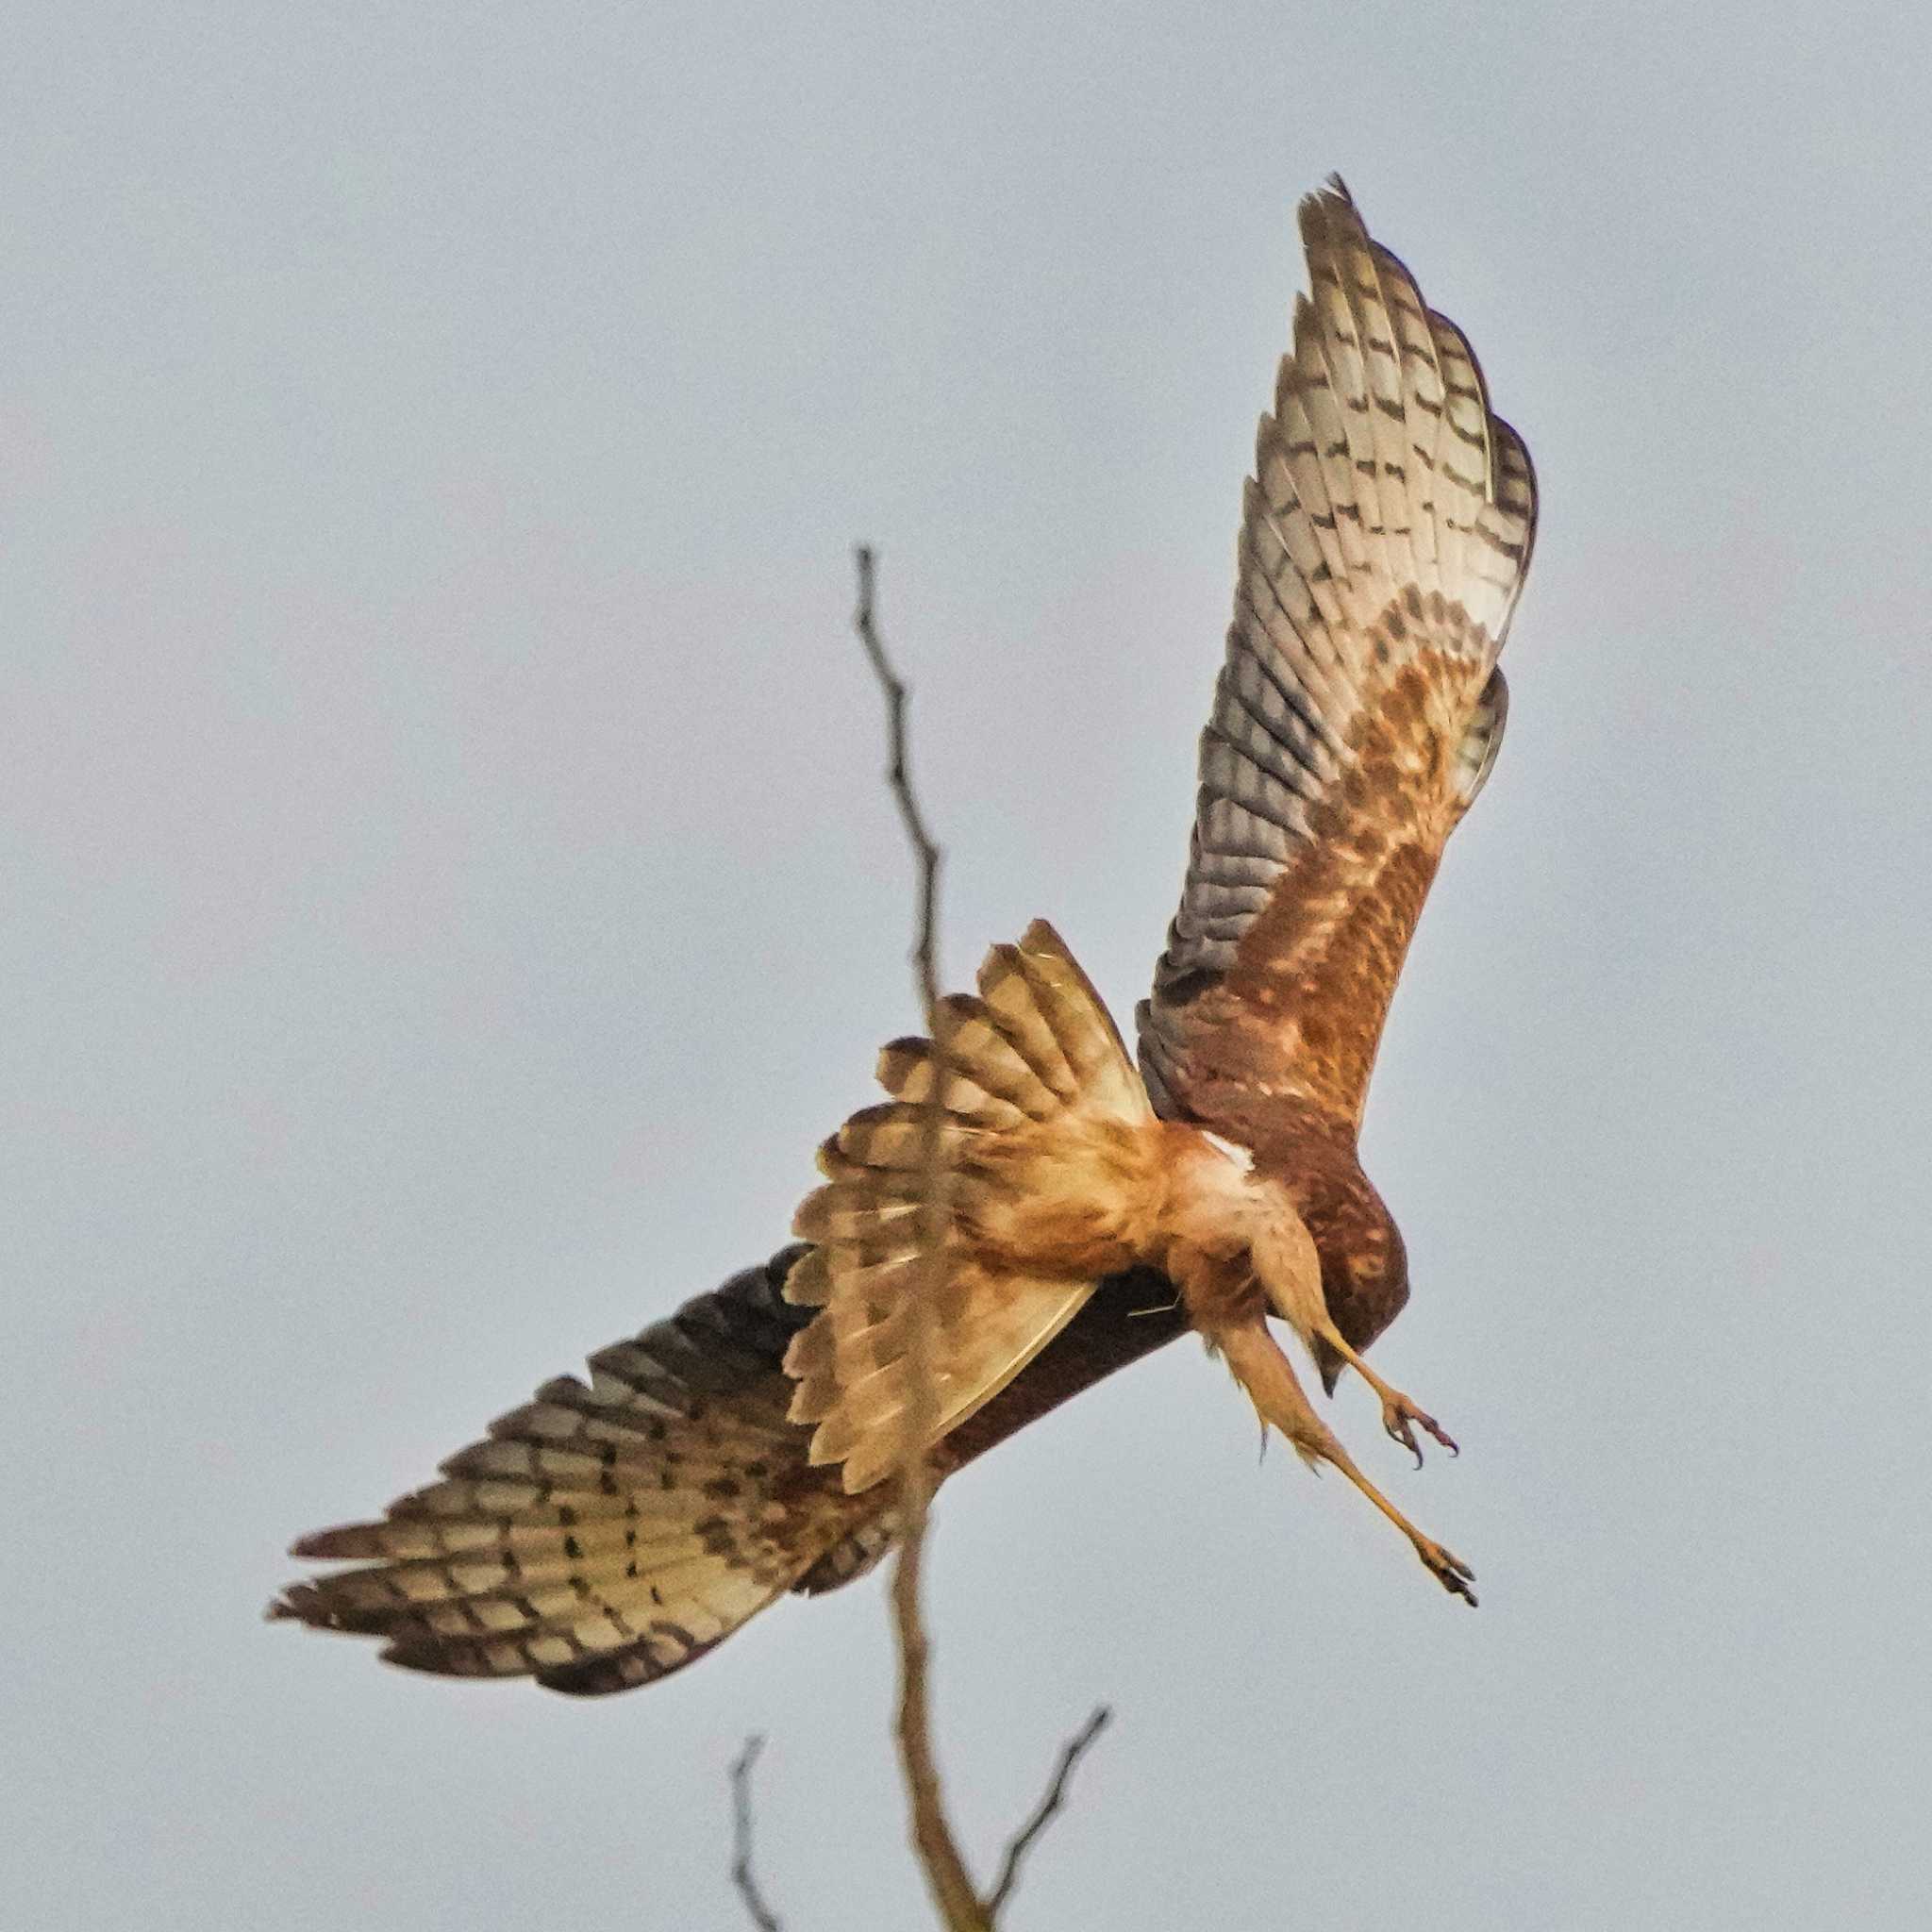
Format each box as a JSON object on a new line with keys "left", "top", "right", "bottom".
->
{"left": 270, "top": 1252, "right": 881, "bottom": 1694}
{"left": 1138, "top": 180, "right": 1537, "bottom": 1136}
{"left": 273, "top": 1242, "right": 1189, "bottom": 1695}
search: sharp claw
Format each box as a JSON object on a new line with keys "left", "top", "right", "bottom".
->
{"left": 1385, "top": 1413, "right": 1424, "bottom": 1467}
{"left": 1383, "top": 1402, "right": 1457, "bottom": 1469}
{"left": 1386, "top": 1401, "right": 1457, "bottom": 1464}
{"left": 1416, "top": 1541, "right": 1477, "bottom": 1607}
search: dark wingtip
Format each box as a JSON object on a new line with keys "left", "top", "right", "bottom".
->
{"left": 288, "top": 1523, "right": 382, "bottom": 1561}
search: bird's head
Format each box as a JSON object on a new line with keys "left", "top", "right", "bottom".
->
{"left": 1309, "top": 1188, "right": 1409, "bottom": 1395}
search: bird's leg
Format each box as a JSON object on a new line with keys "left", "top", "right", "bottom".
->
{"left": 1211, "top": 1317, "right": 1476, "bottom": 1606}
{"left": 1312, "top": 1321, "right": 1457, "bottom": 1467}
{"left": 1245, "top": 1213, "right": 1456, "bottom": 1466}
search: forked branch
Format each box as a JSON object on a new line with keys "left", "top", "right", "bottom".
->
{"left": 853, "top": 545, "right": 1109, "bottom": 1929}
{"left": 985, "top": 1706, "right": 1113, "bottom": 1917}
{"left": 727, "top": 552, "right": 1111, "bottom": 1930}
{"left": 856, "top": 541, "right": 987, "bottom": 1929}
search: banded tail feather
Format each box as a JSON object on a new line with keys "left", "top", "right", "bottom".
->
{"left": 785, "top": 919, "right": 1160, "bottom": 1494}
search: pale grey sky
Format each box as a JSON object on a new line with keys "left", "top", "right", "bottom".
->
{"left": 8, "top": 3, "right": 1932, "bottom": 1927}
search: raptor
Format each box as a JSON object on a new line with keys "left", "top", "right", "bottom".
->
{"left": 274, "top": 179, "right": 1538, "bottom": 1693}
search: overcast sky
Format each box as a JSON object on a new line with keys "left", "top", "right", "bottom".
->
{"left": 8, "top": 4, "right": 1932, "bottom": 1927}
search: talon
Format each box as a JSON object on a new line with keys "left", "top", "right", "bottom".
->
{"left": 1414, "top": 1538, "right": 1477, "bottom": 1607}
{"left": 1382, "top": 1398, "right": 1457, "bottom": 1466}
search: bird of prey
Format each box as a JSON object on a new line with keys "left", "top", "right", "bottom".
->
{"left": 273, "top": 179, "right": 1538, "bottom": 1694}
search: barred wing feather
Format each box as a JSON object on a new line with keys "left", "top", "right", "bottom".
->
{"left": 1139, "top": 179, "right": 1538, "bottom": 1136}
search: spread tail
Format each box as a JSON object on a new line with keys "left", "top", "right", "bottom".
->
{"left": 786, "top": 919, "right": 1157, "bottom": 1492}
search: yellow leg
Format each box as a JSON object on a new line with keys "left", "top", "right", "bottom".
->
{"left": 1314, "top": 1321, "right": 1458, "bottom": 1468}
{"left": 1213, "top": 1319, "right": 1476, "bottom": 1607}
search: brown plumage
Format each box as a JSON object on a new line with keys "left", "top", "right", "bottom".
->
{"left": 1139, "top": 179, "right": 1535, "bottom": 1384}
{"left": 274, "top": 177, "right": 1537, "bottom": 1689}
{"left": 784, "top": 922, "right": 1160, "bottom": 1493}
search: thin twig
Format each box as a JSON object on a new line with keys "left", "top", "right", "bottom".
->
{"left": 728, "top": 1735, "right": 785, "bottom": 1932}
{"left": 854, "top": 546, "right": 1112, "bottom": 1929}
{"left": 852, "top": 546, "right": 943, "bottom": 1024}
{"left": 985, "top": 1707, "right": 1112, "bottom": 1917}
{"left": 854, "top": 544, "right": 990, "bottom": 1932}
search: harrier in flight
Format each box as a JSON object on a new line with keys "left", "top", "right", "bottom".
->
{"left": 274, "top": 180, "right": 1538, "bottom": 1693}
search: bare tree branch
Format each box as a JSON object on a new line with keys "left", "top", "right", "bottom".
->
{"left": 985, "top": 1706, "right": 1112, "bottom": 1917}
{"left": 853, "top": 543, "right": 991, "bottom": 1932}
{"left": 729, "top": 1735, "right": 786, "bottom": 1932}
{"left": 852, "top": 545, "right": 943, "bottom": 1037}
{"left": 715, "top": 552, "right": 1109, "bottom": 1931}
{"left": 853, "top": 546, "right": 1110, "bottom": 1930}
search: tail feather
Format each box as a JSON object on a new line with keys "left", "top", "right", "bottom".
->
{"left": 833, "top": 1103, "right": 991, "bottom": 1172}
{"left": 928, "top": 994, "right": 1062, "bottom": 1117}
{"left": 1004, "top": 928, "right": 1143, "bottom": 1109}
{"left": 786, "top": 920, "right": 1158, "bottom": 1493}
{"left": 978, "top": 942, "right": 1081, "bottom": 1098}
{"left": 876, "top": 1041, "right": 1029, "bottom": 1126}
